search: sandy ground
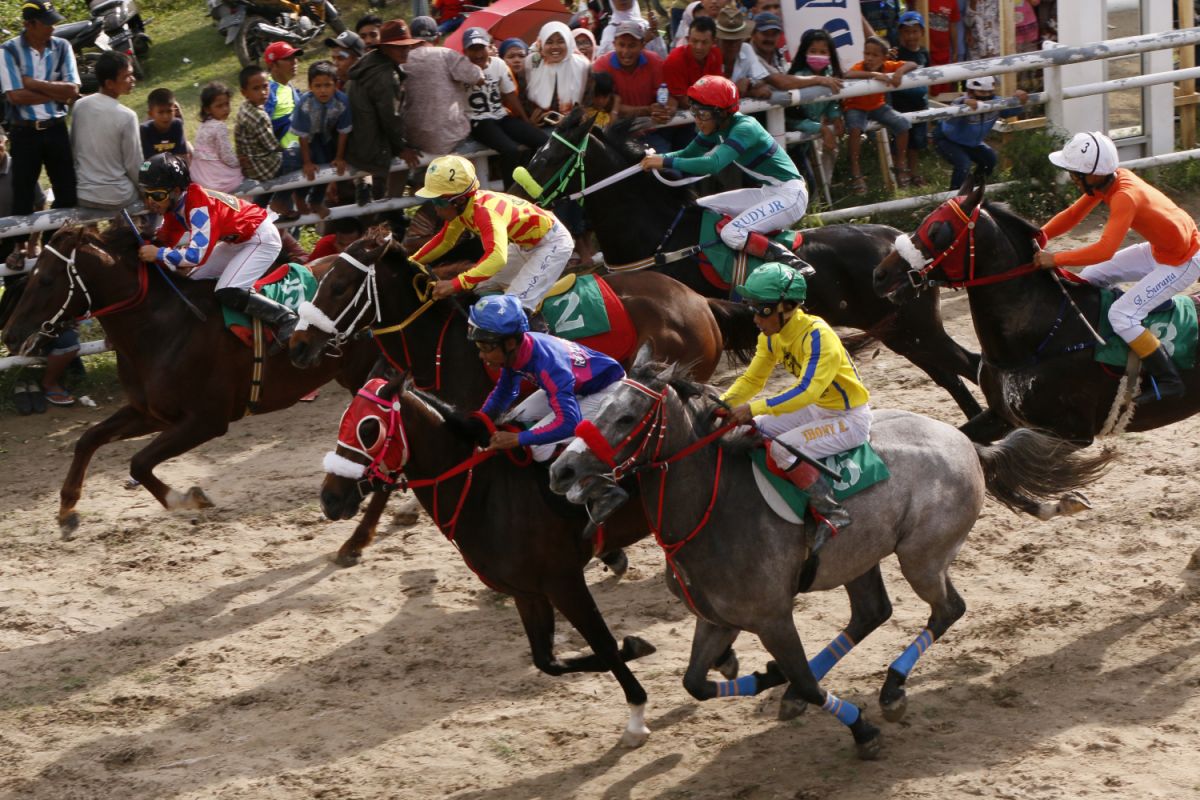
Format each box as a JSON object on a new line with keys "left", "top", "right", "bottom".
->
{"left": 3, "top": 210, "right": 1200, "bottom": 800}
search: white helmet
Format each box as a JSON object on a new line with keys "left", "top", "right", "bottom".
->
{"left": 1049, "top": 131, "right": 1119, "bottom": 175}
{"left": 965, "top": 75, "right": 996, "bottom": 92}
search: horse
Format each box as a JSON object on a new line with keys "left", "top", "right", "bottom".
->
{"left": 317, "top": 374, "right": 741, "bottom": 748}
{"left": 872, "top": 175, "right": 1200, "bottom": 445}
{"left": 546, "top": 349, "right": 1113, "bottom": 758}
{"left": 513, "top": 108, "right": 985, "bottom": 419}
{"left": 1, "top": 224, "right": 380, "bottom": 537}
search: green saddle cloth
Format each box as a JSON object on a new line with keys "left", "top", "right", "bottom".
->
{"left": 221, "top": 263, "right": 317, "bottom": 330}
{"left": 750, "top": 441, "right": 890, "bottom": 519}
{"left": 1094, "top": 289, "right": 1198, "bottom": 370}
{"left": 699, "top": 209, "right": 801, "bottom": 289}
{"left": 541, "top": 274, "right": 611, "bottom": 339}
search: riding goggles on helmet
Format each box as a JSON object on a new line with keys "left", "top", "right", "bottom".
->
{"left": 745, "top": 301, "right": 779, "bottom": 317}
{"left": 141, "top": 188, "right": 171, "bottom": 202}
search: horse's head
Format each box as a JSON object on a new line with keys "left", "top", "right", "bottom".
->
{"left": 512, "top": 107, "right": 600, "bottom": 204}
{"left": 290, "top": 226, "right": 398, "bottom": 367}
{"left": 2, "top": 225, "right": 137, "bottom": 356}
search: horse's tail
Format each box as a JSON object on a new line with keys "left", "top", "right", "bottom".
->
{"left": 706, "top": 299, "right": 756, "bottom": 365}
{"left": 973, "top": 429, "right": 1114, "bottom": 518}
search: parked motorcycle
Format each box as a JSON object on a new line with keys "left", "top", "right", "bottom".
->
{"left": 54, "top": 0, "right": 151, "bottom": 94}
{"left": 207, "top": 0, "right": 347, "bottom": 68}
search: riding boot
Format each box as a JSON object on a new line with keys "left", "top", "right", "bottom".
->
{"left": 779, "top": 456, "right": 850, "bottom": 555}
{"left": 525, "top": 308, "right": 550, "bottom": 333}
{"left": 1134, "top": 343, "right": 1186, "bottom": 406}
{"left": 743, "top": 232, "right": 816, "bottom": 277}
{"left": 215, "top": 287, "right": 299, "bottom": 350}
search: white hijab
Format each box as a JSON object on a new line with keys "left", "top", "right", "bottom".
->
{"left": 525, "top": 21, "right": 591, "bottom": 110}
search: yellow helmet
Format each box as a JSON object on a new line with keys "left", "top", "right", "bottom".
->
{"left": 416, "top": 155, "right": 479, "bottom": 199}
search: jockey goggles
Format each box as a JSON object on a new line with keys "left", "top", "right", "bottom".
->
{"left": 745, "top": 301, "right": 780, "bottom": 317}
{"left": 141, "top": 188, "right": 171, "bottom": 202}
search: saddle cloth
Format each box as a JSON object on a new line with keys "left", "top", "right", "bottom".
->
{"left": 540, "top": 274, "right": 638, "bottom": 364}
{"left": 749, "top": 442, "right": 890, "bottom": 524}
{"left": 696, "top": 210, "right": 805, "bottom": 291}
{"left": 221, "top": 263, "right": 317, "bottom": 348}
{"left": 1094, "top": 289, "right": 1199, "bottom": 370}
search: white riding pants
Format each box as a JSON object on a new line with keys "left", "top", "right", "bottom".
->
{"left": 755, "top": 403, "right": 873, "bottom": 468}
{"left": 505, "top": 380, "right": 621, "bottom": 462}
{"left": 697, "top": 178, "right": 809, "bottom": 250}
{"left": 477, "top": 221, "right": 574, "bottom": 312}
{"left": 1079, "top": 242, "right": 1200, "bottom": 344}
{"left": 188, "top": 215, "right": 283, "bottom": 291}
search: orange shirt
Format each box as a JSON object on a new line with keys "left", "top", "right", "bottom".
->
{"left": 843, "top": 60, "right": 908, "bottom": 112}
{"left": 1041, "top": 169, "right": 1200, "bottom": 268}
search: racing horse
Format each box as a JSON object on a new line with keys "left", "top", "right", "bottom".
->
{"left": 547, "top": 350, "right": 1113, "bottom": 758}
{"left": 512, "top": 108, "right": 985, "bottom": 419}
{"left": 2, "top": 224, "right": 380, "bottom": 537}
{"left": 872, "top": 176, "right": 1200, "bottom": 445}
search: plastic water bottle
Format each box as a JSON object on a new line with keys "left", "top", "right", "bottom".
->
{"left": 656, "top": 83, "right": 669, "bottom": 108}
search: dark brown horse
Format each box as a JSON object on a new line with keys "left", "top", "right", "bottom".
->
{"left": 1, "top": 225, "right": 379, "bottom": 537}
{"left": 872, "top": 176, "right": 1200, "bottom": 446}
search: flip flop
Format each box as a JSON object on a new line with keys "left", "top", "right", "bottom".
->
{"left": 44, "top": 388, "right": 75, "bottom": 407}
{"left": 13, "top": 383, "right": 33, "bottom": 416}
{"left": 29, "top": 382, "right": 48, "bottom": 414}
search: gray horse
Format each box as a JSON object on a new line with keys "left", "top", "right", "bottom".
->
{"left": 547, "top": 350, "right": 1113, "bottom": 759}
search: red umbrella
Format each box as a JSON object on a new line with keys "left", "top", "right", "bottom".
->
{"left": 443, "top": 0, "right": 574, "bottom": 53}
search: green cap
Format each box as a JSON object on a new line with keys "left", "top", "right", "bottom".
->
{"left": 735, "top": 262, "right": 807, "bottom": 304}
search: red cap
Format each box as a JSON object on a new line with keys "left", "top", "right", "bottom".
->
{"left": 264, "top": 41, "right": 303, "bottom": 63}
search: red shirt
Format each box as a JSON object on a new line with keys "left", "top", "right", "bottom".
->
{"left": 594, "top": 50, "right": 665, "bottom": 108}
{"left": 307, "top": 234, "right": 340, "bottom": 261}
{"left": 926, "top": 0, "right": 960, "bottom": 65}
{"left": 662, "top": 44, "right": 723, "bottom": 99}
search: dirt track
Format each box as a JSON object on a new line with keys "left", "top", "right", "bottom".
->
{"left": 3, "top": 214, "right": 1200, "bottom": 799}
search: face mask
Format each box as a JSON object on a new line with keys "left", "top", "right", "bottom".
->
{"left": 806, "top": 54, "right": 831, "bottom": 71}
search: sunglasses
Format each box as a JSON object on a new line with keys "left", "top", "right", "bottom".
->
{"left": 142, "top": 188, "right": 171, "bottom": 202}
{"left": 746, "top": 303, "right": 778, "bottom": 317}
{"left": 474, "top": 340, "right": 501, "bottom": 353}
{"left": 428, "top": 197, "right": 453, "bottom": 208}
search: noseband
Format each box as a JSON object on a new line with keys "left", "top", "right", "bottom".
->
{"left": 323, "top": 379, "right": 412, "bottom": 496}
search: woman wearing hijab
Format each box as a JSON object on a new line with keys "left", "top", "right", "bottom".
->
{"left": 574, "top": 28, "right": 598, "bottom": 62}
{"left": 525, "top": 21, "right": 592, "bottom": 126}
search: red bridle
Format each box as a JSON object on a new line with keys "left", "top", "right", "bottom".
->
{"left": 904, "top": 196, "right": 1041, "bottom": 290}
{"left": 331, "top": 378, "right": 413, "bottom": 490}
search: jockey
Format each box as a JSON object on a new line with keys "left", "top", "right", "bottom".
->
{"left": 1035, "top": 131, "right": 1200, "bottom": 405}
{"left": 136, "top": 153, "right": 297, "bottom": 340}
{"left": 469, "top": 294, "right": 625, "bottom": 461}
{"left": 639, "top": 75, "right": 811, "bottom": 273}
{"left": 720, "top": 262, "right": 871, "bottom": 554}
{"left": 415, "top": 154, "right": 575, "bottom": 327}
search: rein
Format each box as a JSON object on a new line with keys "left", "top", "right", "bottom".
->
{"left": 900, "top": 198, "right": 1041, "bottom": 291}
{"left": 31, "top": 241, "right": 151, "bottom": 346}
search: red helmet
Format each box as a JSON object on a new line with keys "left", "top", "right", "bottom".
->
{"left": 687, "top": 75, "right": 740, "bottom": 114}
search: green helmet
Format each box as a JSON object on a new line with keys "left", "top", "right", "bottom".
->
{"left": 736, "top": 262, "right": 807, "bottom": 304}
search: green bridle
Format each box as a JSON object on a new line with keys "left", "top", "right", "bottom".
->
{"left": 513, "top": 131, "right": 592, "bottom": 207}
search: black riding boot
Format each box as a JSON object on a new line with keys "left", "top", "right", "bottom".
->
{"left": 744, "top": 234, "right": 816, "bottom": 278}
{"left": 781, "top": 460, "right": 849, "bottom": 555}
{"left": 215, "top": 287, "right": 299, "bottom": 346}
{"left": 1134, "top": 345, "right": 1186, "bottom": 405}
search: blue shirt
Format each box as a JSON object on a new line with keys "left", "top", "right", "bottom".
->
{"left": 264, "top": 80, "right": 301, "bottom": 148}
{"left": 938, "top": 96, "right": 1022, "bottom": 148}
{"left": 0, "top": 33, "right": 79, "bottom": 122}
{"left": 291, "top": 89, "right": 353, "bottom": 149}
{"left": 481, "top": 333, "right": 625, "bottom": 447}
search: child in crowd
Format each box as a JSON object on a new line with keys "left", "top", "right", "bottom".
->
{"left": 924, "top": 0, "right": 960, "bottom": 95}
{"left": 234, "top": 65, "right": 282, "bottom": 196}
{"left": 586, "top": 71, "right": 619, "bottom": 128}
{"left": 263, "top": 41, "right": 303, "bottom": 218}
{"left": 786, "top": 29, "right": 844, "bottom": 186}
{"left": 933, "top": 75, "right": 1027, "bottom": 189}
{"left": 140, "top": 87, "right": 190, "bottom": 161}
{"left": 292, "top": 60, "right": 352, "bottom": 219}
{"left": 843, "top": 35, "right": 915, "bottom": 193}
{"left": 499, "top": 38, "right": 534, "bottom": 117}
{"left": 890, "top": 11, "right": 929, "bottom": 186}
{"left": 191, "top": 82, "right": 244, "bottom": 193}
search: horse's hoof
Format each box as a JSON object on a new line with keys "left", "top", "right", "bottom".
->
{"left": 599, "top": 549, "right": 629, "bottom": 578}
{"left": 1057, "top": 491, "right": 1092, "bottom": 516}
{"left": 621, "top": 635, "right": 657, "bottom": 660}
{"left": 334, "top": 550, "right": 361, "bottom": 568}
{"left": 715, "top": 650, "right": 739, "bottom": 680}
{"left": 855, "top": 728, "right": 883, "bottom": 761}
{"left": 185, "top": 487, "right": 214, "bottom": 509}
{"left": 59, "top": 511, "right": 79, "bottom": 540}
{"left": 879, "top": 693, "right": 908, "bottom": 723}
{"left": 123, "top": 477, "right": 140, "bottom": 491}
{"left": 619, "top": 726, "right": 650, "bottom": 748}
{"left": 778, "top": 696, "right": 808, "bottom": 721}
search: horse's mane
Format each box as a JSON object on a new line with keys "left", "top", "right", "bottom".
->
{"left": 627, "top": 359, "right": 762, "bottom": 454}
{"left": 410, "top": 386, "right": 493, "bottom": 448}
{"left": 983, "top": 200, "right": 1040, "bottom": 264}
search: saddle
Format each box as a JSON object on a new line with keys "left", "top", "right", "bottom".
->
{"left": 748, "top": 442, "right": 889, "bottom": 525}
{"left": 1093, "top": 289, "right": 1200, "bottom": 371}
{"left": 222, "top": 263, "right": 316, "bottom": 348}
{"left": 696, "top": 210, "right": 805, "bottom": 292}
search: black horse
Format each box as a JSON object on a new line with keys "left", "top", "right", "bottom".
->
{"left": 872, "top": 176, "right": 1200, "bottom": 445}
{"left": 514, "top": 108, "right": 985, "bottom": 419}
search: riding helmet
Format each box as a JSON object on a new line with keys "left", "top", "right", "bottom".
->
{"left": 687, "top": 75, "right": 740, "bottom": 115}
{"left": 416, "top": 154, "right": 480, "bottom": 199}
{"left": 736, "top": 262, "right": 808, "bottom": 304}
{"left": 138, "top": 153, "right": 190, "bottom": 191}
{"left": 1049, "top": 131, "right": 1120, "bottom": 176}
{"left": 467, "top": 295, "right": 530, "bottom": 342}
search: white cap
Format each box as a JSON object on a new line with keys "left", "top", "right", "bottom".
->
{"left": 965, "top": 75, "right": 995, "bottom": 91}
{"left": 1049, "top": 131, "right": 1120, "bottom": 175}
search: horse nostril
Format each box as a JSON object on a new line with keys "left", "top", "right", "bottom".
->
{"left": 556, "top": 465, "right": 575, "bottom": 486}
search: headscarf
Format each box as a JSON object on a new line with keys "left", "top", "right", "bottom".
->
{"left": 573, "top": 28, "right": 598, "bottom": 62}
{"left": 673, "top": 1, "right": 701, "bottom": 48}
{"left": 525, "top": 21, "right": 591, "bottom": 111}
{"left": 498, "top": 37, "right": 528, "bottom": 58}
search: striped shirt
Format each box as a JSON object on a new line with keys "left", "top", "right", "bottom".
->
{"left": 412, "top": 189, "right": 559, "bottom": 290}
{"left": 0, "top": 33, "right": 80, "bottom": 122}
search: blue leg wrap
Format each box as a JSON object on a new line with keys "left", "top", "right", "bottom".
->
{"left": 821, "top": 691, "right": 861, "bottom": 727}
{"left": 808, "top": 631, "right": 856, "bottom": 681}
{"left": 715, "top": 674, "right": 759, "bottom": 697}
{"left": 889, "top": 627, "right": 936, "bottom": 677}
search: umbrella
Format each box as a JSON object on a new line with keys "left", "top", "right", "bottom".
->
{"left": 443, "top": 0, "right": 574, "bottom": 53}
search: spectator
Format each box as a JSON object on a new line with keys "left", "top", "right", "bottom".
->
{"left": 574, "top": 28, "right": 597, "bottom": 62}
{"left": 663, "top": 16, "right": 722, "bottom": 108}
{"left": 586, "top": 71, "right": 619, "bottom": 127}
{"left": 593, "top": 20, "right": 674, "bottom": 150}
{"left": 0, "top": 128, "right": 43, "bottom": 266}
{"left": 924, "top": 0, "right": 961, "bottom": 95}
{"left": 356, "top": 14, "right": 383, "bottom": 48}
{"left": 673, "top": 0, "right": 725, "bottom": 49}
{"left": 325, "top": 30, "right": 367, "bottom": 89}
{"left": 785, "top": 29, "right": 845, "bottom": 185}
{"left": 346, "top": 19, "right": 422, "bottom": 202}
{"left": 263, "top": 41, "right": 303, "bottom": 215}
{"left": 890, "top": 11, "right": 930, "bottom": 186}
{"left": 933, "top": 75, "right": 1027, "bottom": 189}
{"left": 861, "top": 0, "right": 902, "bottom": 46}
{"left": 749, "top": 13, "right": 788, "bottom": 85}
{"left": 402, "top": 16, "right": 485, "bottom": 155}
{"left": 141, "top": 87, "right": 189, "bottom": 160}
{"left": 307, "top": 216, "right": 364, "bottom": 261}
{"left": 745, "top": 0, "right": 788, "bottom": 60}
{"left": 0, "top": 0, "right": 79, "bottom": 268}
{"left": 191, "top": 81, "right": 244, "bottom": 192}
{"left": 463, "top": 28, "right": 548, "bottom": 183}
{"left": 525, "top": 22, "right": 591, "bottom": 125}
{"left": 843, "top": 36, "right": 915, "bottom": 193}
{"left": 234, "top": 64, "right": 282, "bottom": 187}
{"left": 596, "top": 0, "right": 668, "bottom": 61}
{"left": 72, "top": 51, "right": 142, "bottom": 211}
{"left": 668, "top": 0, "right": 690, "bottom": 41}
{"left": 1015, "top": 0, "right": 1041, "bottom": 91}
{"left": 293, "top": 60, "right": 352, "bottom": 218}
{"left": 715, "top": 7, "right": 769, "bottom": 99}
{"left": 433, "top": 0, "right": 467, "bottom": 36}
{"left": 966, "top": 0, "right": 1000, "bottom": 60}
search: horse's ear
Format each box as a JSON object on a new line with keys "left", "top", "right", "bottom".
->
{"left": 655, "top": 361, "right": 680, "bottom": 383}
{"left": 632, "top": 342, "right": 655, "bottom": 372}
{"left": 956, "top": 170, "right": 975, "bottom": 197}
{"left": 377, "top": 372, "right": 408, "bottom": 400}
{"left": 963, "top": 176, "right": 986, "bottom": 213}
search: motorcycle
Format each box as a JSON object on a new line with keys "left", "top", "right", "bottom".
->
{"left": 54, "top": 0, "right": 151, "bottom": 94}
{"left": 207, "top": 0, "right": 347, "bottom": 68}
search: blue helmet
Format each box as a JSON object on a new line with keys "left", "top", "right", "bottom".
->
{"left": 468, "top": 295, "right": 529, "bottom": 342}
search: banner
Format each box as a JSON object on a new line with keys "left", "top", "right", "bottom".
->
{"left": 781, "top": 0, "right": 865, "bottom": 70}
